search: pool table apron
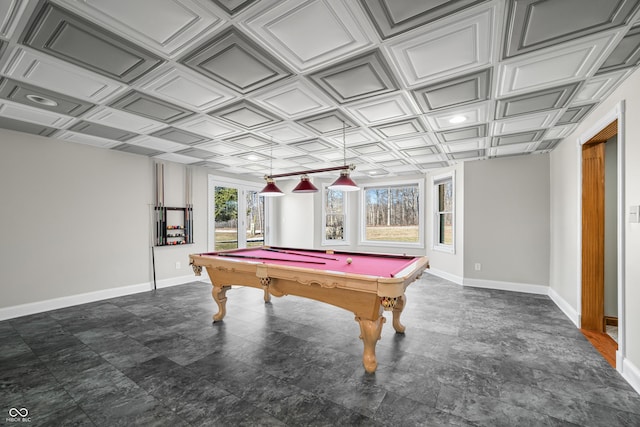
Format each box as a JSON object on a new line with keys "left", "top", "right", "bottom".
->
{"left": 190, "top": 256, "right": 428, "bottom": 373}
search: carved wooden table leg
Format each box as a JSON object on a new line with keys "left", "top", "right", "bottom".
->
{"left": 392, "top": 294, "right": 406, "bottom": 333}
{"left": 211, "top": 285, "right": 231, "bottom": 322}
{"left": 260, "top": 277, "right": 271, "bottom": 303}
{"left": 356, "top": 316, "right": 385, "bottom": 373}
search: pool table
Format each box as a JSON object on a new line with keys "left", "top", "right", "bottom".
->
{"left": 189, "top": 246, "right": 429, "bottom": 373}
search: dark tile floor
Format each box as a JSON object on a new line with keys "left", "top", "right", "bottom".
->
{"left": 2, "top": 274, "right": 640, "bottom": 426}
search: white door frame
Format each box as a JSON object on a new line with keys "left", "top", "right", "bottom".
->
{"left": 208, "top": 175, "right": 265, "bottom": 252}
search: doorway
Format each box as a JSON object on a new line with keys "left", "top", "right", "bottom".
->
{"left": 208, "top": 176, "right": 265, "bottom": 251}
{"left": 581, "top": 119, "right": 619, "bottom": 367}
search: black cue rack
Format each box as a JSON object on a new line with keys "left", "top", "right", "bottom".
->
{"left": 154, "top": 205, "right": 193, "bottom": 246}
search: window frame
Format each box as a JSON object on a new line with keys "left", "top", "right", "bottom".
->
{"left": 359, "top": 178, "right": 424, "bottom": 249}
{"left": 207, "top": 175, "right": 266, "bottom": 252}
{"left": 432, "top": 171, "right": 455, "bottom": 253}
{"left": 321, "top": 183, "right": 350, "bottom": 246}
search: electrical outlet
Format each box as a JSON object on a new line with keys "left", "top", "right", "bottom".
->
{"left": 474, "top": 263, "right": 481, "bottom": 271}
{"left": 630, "top": 205, "right": 640, "bottom": 223}
{"left": 175, "top": 261, "right": 181, "bottom": 269}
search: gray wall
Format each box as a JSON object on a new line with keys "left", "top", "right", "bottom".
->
{"left": 1, "top": 127, "right": 552, "bottom": 312}
{"left": 0, "top": 128, "right": 208, "bottom": 309}
{"left": 463, "top": 154, "right": 550, "bottom": 286}
{"left": 549, "top": 66, "right": 640, "bottom": 381}
{"left": 271, "top": 179, "right": 315, "bottom": 248}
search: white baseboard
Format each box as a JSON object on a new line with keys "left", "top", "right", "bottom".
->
{"left": 617, "top": 351, "right": 624, "bottom": 373}
{"left": 155, "top": 274, "right": 203, "bottom": 289}
{"left": 0, "top": 274, "right": 201, "bottom": 321}
{"left": 622, "top": 356, "right": 640, "bottom": 395}
{"left": 548, "top": 287, "right": 580, "bottom": 327}
{"left": 462, "top": 277, "right": 548, "bottom": 295}
{"left": 426, "top": 269, "right": 463, "bottom": 285}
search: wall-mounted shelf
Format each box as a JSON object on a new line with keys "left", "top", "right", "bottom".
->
{"left": 155, "top": 206, "right": 193, "bottom": 246}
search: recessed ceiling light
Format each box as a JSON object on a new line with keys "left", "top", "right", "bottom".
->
{"left": 449, "top": 115, "right": 467, "bottom": 124}
{"left": 26, "top": 94, "right": 58, "bottom": 107}
{"left": 245, "top": 154, "right": 262, "bottom": 161}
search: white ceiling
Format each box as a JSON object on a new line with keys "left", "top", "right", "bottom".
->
{"left": 0, "top": 0, "right": 639, "bottom": 180}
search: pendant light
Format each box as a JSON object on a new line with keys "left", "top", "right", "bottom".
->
{"left": 329, "top": 121, "right": 359, "bottom": 191}
{"left": 259, "top": 138, "right": 284, "bottom": 197}
{"left": 292, "top": 174, "right": 319, "bottom": 193}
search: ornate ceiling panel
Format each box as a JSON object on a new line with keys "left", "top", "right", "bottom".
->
{"left": 412, "top": 68, "right": 492, "bottom": 113}
{"left": 435, "top": 124, "right": 487, "bottom": 143}
{"left": 68, "top": 120, "right": 137, "bottom": 141}
{"left": 0, "top": 77, "right": 95, "bottom": 116}
{"left": 596, "top": 25, "right": 640, "bottom": 74}
{"left": 345, "top": 92, "right": 416, "bottom": 126}
{"left": 210, "top": 100, "right": 281, "bottom": 129}
{"left": 181, "top": 27, "right": 291, "bottom": 93}
{"left": 385, "top": 2, "right": 500, "bottom": 88}
{"left": 112, "top": 143, "right": 162, "bottom": 157}
{"left": 21, "top": 2, "right": 163, "bottom": 82}
{"left": 251, "top": 78, "right": 332, "bottom": 120}
{"left": 210, "top": 0, "right": 259, "bottom": 16}
{"left": 109, "top": 90, "right": 194, "bottom": 123}
{"left": 0, "top": 0, "right": 639, "bottom": 176}
{"left": 0, "top": 113, "right": 56, "bottom": 136}
{"left": 137, "top": 66, "right": 236, "bottom": 112}
{"left": 82, "top": 107, "right": 167, "bottom": 134}
{"left": 360, "top": 0, "right": 487, "bottom": 40}
{"left": 242, "top": 0, "right": 373, "bottom": 73}
{"left": 150, "top": 126, "right": 210, "bottom": 145}
{"left": 308, "top": 50, "right": 398, "bottom": 104}
{"left": 0, "top": 98, "right": 74, "bottom": 128}
{"left": 495, "top": 83, "right": 580, "bottom": 119}
{"left": 1, "top": 48, "right": 127, "bottom": 103}
{"left": 54, "top": 0, "right": 226, "bottom": 58}
{"left": 0, "top": 0, "right": 29, "bottom": 40}
{"left": 503, "top": 0, "right": 640, "bottom": 58}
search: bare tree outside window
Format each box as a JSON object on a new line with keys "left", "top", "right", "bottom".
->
{"left": 364, "top": 184, "right": 420, "bottom": 243}
{"left": 325, "top": 188, "right": 345, "bottom": 241}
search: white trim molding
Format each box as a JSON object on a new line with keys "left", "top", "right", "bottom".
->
{"left": 321, "top": 182, "right": 351, "bottom": 246}
{"left": 463, "top": 278, "right": 548, "bottom": 295}
{"left": 426, "top": 268, "right": 463, "bottom": 285}
{"left": 548, "top": 287, "right": 580, "bottom": 328}
{"left": 0, "top": 274, "right": 203, "bottom": 321}
{"left": 358, "top": 177, "right": 425, "bottom": 249}
{"left": 622, "top": 357, "right": 640, "bottom": 395}
{"left": 207, "top": 174, "right": 264, "bottom": 252}
{"left": 432, "top": 170, "right": 456, "bottom": 254}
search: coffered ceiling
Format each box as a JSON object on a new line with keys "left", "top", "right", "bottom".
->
{"left": 0, "top": 0, "right": 639, "bottom": 180}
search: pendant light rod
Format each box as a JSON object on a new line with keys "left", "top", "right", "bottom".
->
{"left": 266, "top": 164, "right": 355, "bottom": 180}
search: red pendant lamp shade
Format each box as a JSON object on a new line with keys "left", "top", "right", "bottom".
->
{"left": 292, "top": 175, "right": 318, "bottom": 193}
{"left": 329, "top": 170, "right": 359, "bottom": 191}
{"left": 259, "top": 178, "right": 284, "bottom": 197}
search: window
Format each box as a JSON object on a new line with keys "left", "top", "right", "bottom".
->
{"left": 360, "top": 180, "right": 424, "bottom": 248}
{"left": 433, "top": 172, "right": 454, "bottom": 252}
{"left": 208, "top": 176, "right": 265, "bottom": 251}
{"left": 322, "top": 185, "right": 349, "bottom": 245}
